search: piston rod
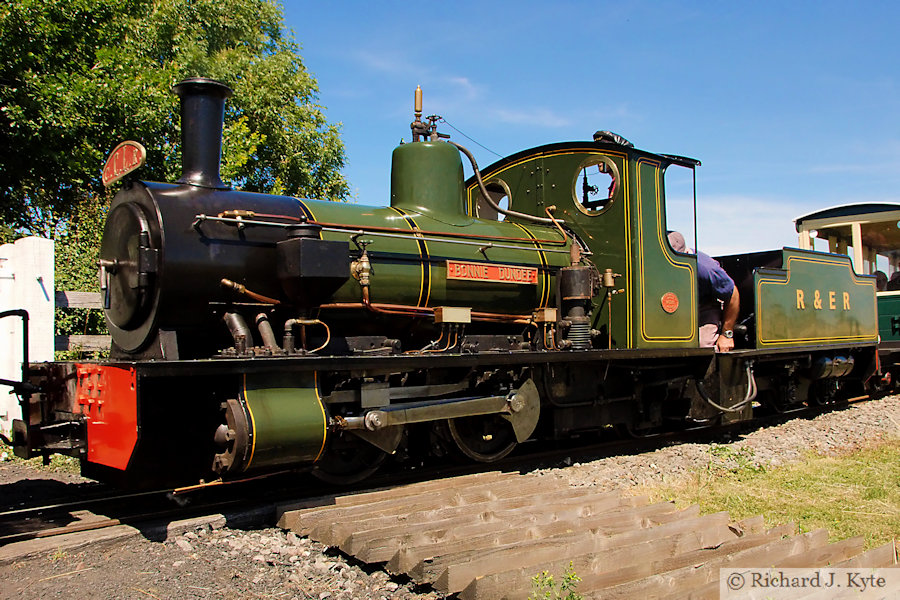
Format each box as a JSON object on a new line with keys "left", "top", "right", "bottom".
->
{"left": 339, "top": 393, "right": 523, "bottom": 431}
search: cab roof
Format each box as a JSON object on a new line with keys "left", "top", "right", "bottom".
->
{"left": 467, "top": 139, "right": 701, "bottom": 182}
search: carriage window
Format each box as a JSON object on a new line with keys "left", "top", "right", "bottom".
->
{"left": 574, "top": 156, "right": 619, "bottom": 216}
{"left": 475, "top": 180, "right": 511, "bottom": 221}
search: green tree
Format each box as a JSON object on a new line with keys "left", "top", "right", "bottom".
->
{"left": 0, "top": 0, "right": 348, "bottom": 236}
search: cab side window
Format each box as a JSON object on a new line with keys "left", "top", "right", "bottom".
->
{"left": 575, "top": 156, "right": 620, "bottom": 215}
{"left": 475, "top": 180, "right": 510, "bottom": 221}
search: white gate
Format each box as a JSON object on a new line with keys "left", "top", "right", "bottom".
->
{"left": 0, "top": 237, "right": 55, "bottom": 438}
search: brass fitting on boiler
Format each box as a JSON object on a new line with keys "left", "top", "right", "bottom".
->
{"left": 602, "top": 268, "right": 621, "bottom": 289}
{"left": 351, "top": 249, "right": 372, "bottom": 287}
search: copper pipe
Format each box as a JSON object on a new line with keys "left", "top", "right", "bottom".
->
{"left": 309, "top": 321, "right": 331, "bottom": 353}
{"left": 220, "top": 278, "right": 281, "bottom": 304}
{"left": 425, "top": 325, "right": 456, "bottom": 353}
{"left": 359, "top": 286, "right": 430, "bottom": 317}
{"left": 319, "top": 299, "right": 531, "bottom": 324}
{"left": 543, "top": 322, "right": 558, "bottom": 351}
{"left": 284, "top": 318, "right": 332, "bottom": 353}
{"left": 320, "top": 279, "right": 533, "bottom": 324}
{"left": 217, "top": 280, "right": 531, "bottom": 325}
{"left": 447, "top": 328, "right": 459, "bottom": 351}
{"left": 544, "top": 206, "right": 569, "bottom": 245}
{"left": 407, "top": 328, "right": 446, "bottom": 354}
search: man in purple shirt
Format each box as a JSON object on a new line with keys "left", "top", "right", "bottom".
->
{"left": 668, "top": 231, "right": 739, "bottom": 352}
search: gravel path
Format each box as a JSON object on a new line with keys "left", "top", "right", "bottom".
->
{"left": 0, "top": 395, "right": 897, "bottom": 599}
{"left": 0, "top": 524, "right": 442, "bottom": 600}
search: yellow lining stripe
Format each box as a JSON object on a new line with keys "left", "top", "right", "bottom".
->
{"left": 242, "top": 373, "right": 257, "bottom": 469}
{"left": 295, "top": 199, "right": 317, "bottom": 221}
{"left": 313, "top": 371, "right": 328, "bottom": 463}
{"left": 388, "top": 206, "right": 431, "bottom": 307}
{"left": 511, "top": 222, "right": 550, "bottom": 308}
{"left": 620, "top": 155, "right": 632, "bottom": 347}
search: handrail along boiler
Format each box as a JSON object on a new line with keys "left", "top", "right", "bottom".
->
{"left": 7, "top": 78, "right": 880, "bottom": 487}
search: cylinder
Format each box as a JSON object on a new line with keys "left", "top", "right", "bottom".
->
{"left": 212, "top": 373, "right": 328, "bottom": 475}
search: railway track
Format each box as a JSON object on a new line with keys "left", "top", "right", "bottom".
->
{"left": 0, "top": 488, "right": 203, "bottom": 546}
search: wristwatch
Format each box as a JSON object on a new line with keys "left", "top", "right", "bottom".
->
{"left": 721, "top": 330, "right": 734, "bottom": 339}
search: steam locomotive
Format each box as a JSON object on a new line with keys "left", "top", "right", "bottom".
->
{"left": 5, "top": 78, "right": 880, "bottom": 488}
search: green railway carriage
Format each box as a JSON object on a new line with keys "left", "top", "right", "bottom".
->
{"left": 2, "top": 81, "right": 882, "bottom": 488}
{"left": 877, "top": 292, "right": 900, "bottom": 344}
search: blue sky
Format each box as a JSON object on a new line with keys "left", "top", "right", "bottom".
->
{"left": 283, "top": 1, "right": 900, "bottom": 256}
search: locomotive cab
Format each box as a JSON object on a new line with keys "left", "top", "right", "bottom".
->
{"left": 465, "top": 139, "right": 702, "bottom": 350}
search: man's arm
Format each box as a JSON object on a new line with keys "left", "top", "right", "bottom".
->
{"left": 716, "top": 286, "right": 740, "bottom": 352}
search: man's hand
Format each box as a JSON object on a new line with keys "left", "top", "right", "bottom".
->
{"left": 716, "top": 334, "right": 734, "bottom": 353}
{"left": 716, "top": 286, "right": 740, "bottom": 353}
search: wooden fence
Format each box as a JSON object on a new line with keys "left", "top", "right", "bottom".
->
{"left": 54, "top": 291, "right": 111, "bottom": 352}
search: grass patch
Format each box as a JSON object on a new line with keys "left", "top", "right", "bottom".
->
{"left": 638, "top": 440, "right": 900, "bottom": 549}
{"left": 529, "top": 562, "right": 583, "bottom": 600}
{"left": 0, "top": 440, "right": 81, "bottom": 475}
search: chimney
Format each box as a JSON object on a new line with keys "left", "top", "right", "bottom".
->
{"left": 172, "top": 77, "right": 233, "bottom": 189}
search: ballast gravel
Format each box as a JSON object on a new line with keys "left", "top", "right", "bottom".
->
{"left": 0, "top": 521, "right": 442, "bottom": 600}
{"left": 533, "top": 395, "right": 900, "bottom": 492}
{"left": 0, "top": 394, "right": 897, "bottom": 599}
